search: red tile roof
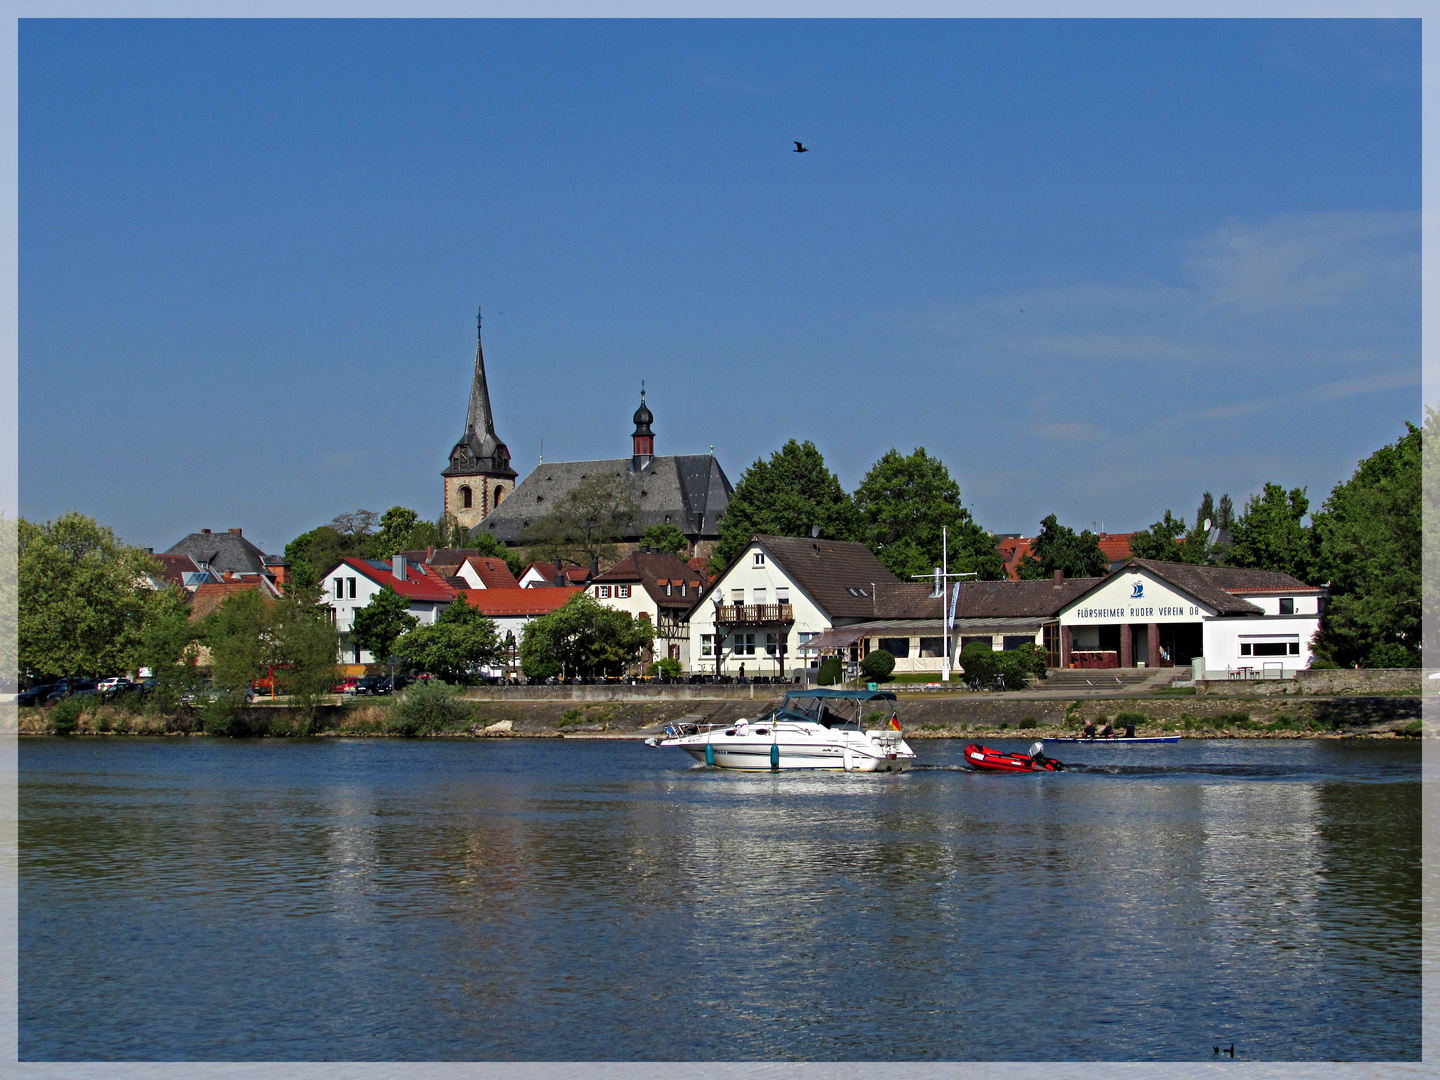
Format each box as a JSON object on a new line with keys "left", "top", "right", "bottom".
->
{"left": 153, "top": 553, "right": 203, "bottom": 586}
{"left": 188, "top": 579, "right": 281, "bottom": 622}
{"left": 592, "top": 551, "right": 705, "bottom": 609}
{"left": 327, "top": 557, "right": 457, "bottom": 602}
{"left": 1098, "top": 533, "right": 1135, "bottom": 563}
{"left": 460, "top": 555, "right": 520, "bottom": 589}
{"left": 458, "top": 587, "right": 584, "bottom": 616}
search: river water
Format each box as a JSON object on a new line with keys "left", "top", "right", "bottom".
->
{"left": 19, "top": 736, "right": 1420, "bottom": 1062}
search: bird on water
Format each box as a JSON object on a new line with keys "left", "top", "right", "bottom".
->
{"left": 794, "top": 141, "right": 809, "bottom": 153}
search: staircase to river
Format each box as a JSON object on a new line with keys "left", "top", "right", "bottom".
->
{"left": 1040, "top": 668, "right": 1173, "bottom": 693}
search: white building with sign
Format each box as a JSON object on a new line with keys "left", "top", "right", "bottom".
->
{"left": 1056, "top": 559, "right": 1324, "bottom": 677}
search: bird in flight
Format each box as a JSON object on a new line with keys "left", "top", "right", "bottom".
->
{"left": 794, "top": 141, "right": 809, "bottom": 153}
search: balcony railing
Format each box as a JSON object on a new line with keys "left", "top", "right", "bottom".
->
{"left": 715, "top": 603, "right": 794, "bottom": 625}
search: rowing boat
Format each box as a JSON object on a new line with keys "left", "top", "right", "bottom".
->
{"left": 1049, "top": 735, "right": 1181, "bottom": 744}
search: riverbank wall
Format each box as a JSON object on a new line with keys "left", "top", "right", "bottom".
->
{"left": 13, "top": 691, "right": 1423, "bottom": 738}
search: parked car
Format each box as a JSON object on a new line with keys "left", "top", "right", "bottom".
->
{"left": 354, "top": 675, "right": 390, "bottom": 696}
{"left": 17, "top": 683, "right": 58, "bottom": 707}
{"left": 378, "top": 673, "right": 413, "bottom": 694}
{"left": 44, "top": 680, "right": 98, "bottom": 704}
{"left": 331, "top": 676, "right": 360, "bottom": 695}
{"left": 98, "top": 677, "right": 134, "bottom": 698}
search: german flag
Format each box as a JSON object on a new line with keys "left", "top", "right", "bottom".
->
{"left": 888, "top": 714, "right": 902, "bottom": 731}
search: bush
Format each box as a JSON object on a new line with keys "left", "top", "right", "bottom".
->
{"left": 958, "top": 642, "right": 1036, "bottom": 690}
{"left": 50, "top": 696, "right": 83, "bottom": 735}
{"left": 818, "top": 657, "right": 844, "bottom": 686}
{"left": 1362, "top": 642, "right": 1420, "bottom": 669}
{"left": 647, "top": 658, "right": 682, "bottom": 678}
{"left": 201, "top": 695, "right": 266, "bottom": 738}
{"left": 391, "top": 681, "right": 472, "bottom": 736}
{"left": 859, "top": 649, "right": 895, "bottom": 681}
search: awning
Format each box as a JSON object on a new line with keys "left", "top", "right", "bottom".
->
{"left": 799, "top": 627, "right": 867, "bottom": 652}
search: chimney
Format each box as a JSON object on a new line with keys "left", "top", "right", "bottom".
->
{"left": 554, "top": 566, "right": 565, "bottom": 587}
{"left": 932, "top": 567, "right": 942, "bottom": 598}
{"left": 145, "top": 547, "right": 153, "bottom": 554}
{"left": 201, "top": 529, "right": 211, "bottom": 534}
{"left": 589, "top": 556, "right": 599, "bottom": 581}
{"left": 426, "top": 546, "right": 435, "bottom": 561}
{"left": 229, "top": 528, "right": 242, "bottom": 536}
{"left": 394, "top": 556, "right": 407, "bottom": 580}
{"left": 1053, "top": 569, "right": 1064, "bottom": 586}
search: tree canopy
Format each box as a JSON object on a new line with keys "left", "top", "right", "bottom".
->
{"left": 351, "top": 585, "right": 419, "bottom": 664}
{"left": 18, "top": 512, "right": 161, "bottom": 679}
{"left": 392, "top": 593, "right": 501, "bottom": 683}
{"left": 1312, "top": 423, "right": 1421, "bottom": 667}
{"left": 1225, "top": 484, "right": 1314, "bottom": 581}
{"left": 853, "top": 447, "right": 1003, "bottom": 581}
{"left": 519, "top": 592, "right": 653, "bottom": 680}
{"left": 714, "top": 440, "right": 857, "bottom": 567}
{"left": 640, "top": 523, "right": 690, "bottom": 557}
{"left": 1015, "top": 515, "right": 1108, "bottom": 579}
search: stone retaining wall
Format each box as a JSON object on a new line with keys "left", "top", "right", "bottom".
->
{"left": 1199, "top": 668, "right": 1421, "bottom": 697}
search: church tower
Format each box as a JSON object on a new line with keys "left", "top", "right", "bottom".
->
{"left": 443, "top": 310, "right": 518, "bottom": 532}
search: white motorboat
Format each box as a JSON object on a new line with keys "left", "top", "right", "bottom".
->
{"left": 646, "top": 688, "right": 915, "bottom": 772}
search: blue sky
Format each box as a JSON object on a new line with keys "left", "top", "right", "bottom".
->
{"left": 19, "top": 18, "right": 1420, "bottom": 556}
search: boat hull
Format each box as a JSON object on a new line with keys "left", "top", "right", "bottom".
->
{"left": 964, "top": 743, "right": 1063, "bottom": 772}
{"left": 1049, "top": 736, "right": 1180, "bottom": 744}
{"left": 676, "top": 743, "right": 912, "bottom": 772}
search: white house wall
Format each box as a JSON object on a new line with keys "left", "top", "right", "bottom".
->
{"left": 687, "top": 540, "right": 833, "bottom": 676}
{"left": 1201, "top": 615, "right": 1319, "bottom": 678}
{"left": 319, "top": 567, "right": 445, "bottom": 665}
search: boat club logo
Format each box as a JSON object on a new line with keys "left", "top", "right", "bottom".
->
{"left": 1131, "top": 581, "right": 1145, "bottom": 598}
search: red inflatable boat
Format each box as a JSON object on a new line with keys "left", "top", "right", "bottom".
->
{"left": 964, "top": 744, "right": 1065, "bottom": 772}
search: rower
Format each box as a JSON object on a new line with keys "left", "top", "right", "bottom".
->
{"left": 1098, "top": 721, "right": 1115, "bottom": 738}
{"left": 1082, "top": 721, "right": 1097, "bottom": 738}
{"left": 1124, "top": 721, "right": 1136, "bottom": 739}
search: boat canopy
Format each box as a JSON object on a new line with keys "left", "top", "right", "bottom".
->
{"left": 783, "top": 688, "right": 898, "bottom": 702}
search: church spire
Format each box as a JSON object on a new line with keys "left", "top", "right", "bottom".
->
{"left": 465, "top": 306, "right": 498, "bottom": 441}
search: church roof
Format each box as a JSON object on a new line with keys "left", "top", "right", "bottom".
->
{"left": 473, "top": 454, "right": 733, "bottom": 543}
{"left": 444, "top": 313, "right": 516, "bottom": 480}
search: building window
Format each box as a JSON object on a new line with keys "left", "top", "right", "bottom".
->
{"left": 348, "top": 577, "right": 357, "bottom": 599}
{"left": 494, "top": 486, "right": 504, "bottom": 504}
{"left": 1279, "top": 598, "right": 1294, "bottom": 614}
{"left": 919, "top": 637, "right": 944, "bottom": 658}
{"left": 679, "top": 583, "right": 686, "bottom": 597}
{"left": 879, "top": 637, "right": 911, "bottom": 658}
{"left": 1241, "top": 640, "right": 1299, "bottom": 657}
{"left": 735, "top": 633, "right": 756, "bottom": 656}
{"left": 702, "top": 634, "right": 714, "bottom": 658}
{"left": 333, "top": 578, "right": 344, "bottom": 599}
{"left": 754, "top": 552, "right": 765, "bottom": 566}
{"left": 754, "top": 587, "right": 767, "bottom": 605}
{"left": 766, "top": 633, "right": 779, "bottom": 656}
{"left": 460, "top": 486, "right": 473, "bottom": 509}
{"left": 776, "top": 587, "right": 788, "bottom": 605}
{"left": 732, "top": 589, "right": 745, "bottom": 604}
{"left": 597, "top": 585, "right": 612, "bottom": 598}
{"left": 616, "top": 585, "right": 631, "bottom": 598}
{"left": 665, "top": 582, "right": 673, "bottom": 596}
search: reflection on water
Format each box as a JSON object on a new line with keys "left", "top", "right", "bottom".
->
{"left": 20, "top": 737, "right": 1420, "bottom": 1061}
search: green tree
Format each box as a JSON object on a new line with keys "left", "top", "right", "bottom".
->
{"left": 519, "top": 592, "right": 652, "bottom": 680}
{"left": 351, "top": 586, "right": 419, "bottom": 664}
{"left": 714, "top": 440, "right": 858, "bottom": 567}
{"left": 1014, "top": 515, "right": 1108, "bottom": 579}
{"left": 1129, "top": 508, "right": 1211, "bottom": 564}
{"left": 137, "top": 585, "right": 205, "bottom": 703}
{"left": 853, "top": 447, "right": 1004, "bottom": 580}
{"left": 268, "top": 597, "right": 341, "bottom": 717}
{"left": 18, "top": 512, "right": 160, "bottom": 680}
{"left": 521, "top": 472, "right": 639, "bottom": 570}
{"left": 1312, "top": 424, "right": 1421, "bottom": 667}
{"left": 392, "top": 593, "right": 501, "bottom": 683}
{"left": 640, "top": 523, "right": 690, "bottom": 557}
{"left": 1225, "top": 483, "right": 1314, "bottom": 580}
{"left": 204, "top": 588, "right": 273, "bottom": 696}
